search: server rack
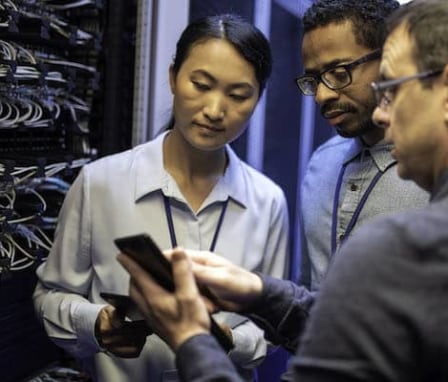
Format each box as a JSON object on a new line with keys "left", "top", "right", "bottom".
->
{"left": 0, "top": 1, "right": 137, "bottom": 380}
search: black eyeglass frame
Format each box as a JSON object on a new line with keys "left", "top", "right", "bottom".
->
{"left": 295, "top": 49, "right": 382, "bottom": 96}
{"left": 371, "top": 68, "right": 443, "bottom": 110}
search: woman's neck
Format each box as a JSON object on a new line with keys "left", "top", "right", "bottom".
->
{"left": 163, "top": 130, "right": 228, "bottom": 211}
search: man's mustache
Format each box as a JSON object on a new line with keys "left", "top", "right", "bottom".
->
{"left": 320, "top": 103, "right": 356, "bottom": 118}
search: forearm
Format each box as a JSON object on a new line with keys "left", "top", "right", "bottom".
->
{"left": 33, "top": 280, "right": 104, "bottom": 357}
{"left": 248, "top": 274, "right": 316, "bottom": 353}
{"left": 177, "top": 334, "right": 243, "bottom": 382}
{"left": 32, "top": 169, "right": 103, "bottom": 356}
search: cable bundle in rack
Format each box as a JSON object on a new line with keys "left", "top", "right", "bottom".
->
{"left": 0, "top": 181, "right": 49, "bottom": 273}
{"left": 0, "top": 86, "right": 60, "bottom": 129}
{"left": 0, "top": 156, "right": 90, "bottom": 182}
{"left": 1, "top": 39, "right": 99, "bottom": 96}
{"left": 0, "top": 80, "right": 91, "bottom": 133}
{"left": 40, "top": 0, "right": 102, "bottom": 11}
{"left": 0, "top": 224, "right": 53, "bottom": 273}
{"left": 36, "top": 52, "right": 99, "bottom": 90}
{"left": 0, "top": 0, "right": 95, "bottom": 46}
{"left": 36, "top": 52, "right": 97, "bottom": 74}
{"left": 0, "top": 41, "right": 67, "bottom": 89}
{"left": 0, "top": 156, "right": 90, "bottom": 274}
{"left": 62, "top": 92, "right": 90, "bottom": 133}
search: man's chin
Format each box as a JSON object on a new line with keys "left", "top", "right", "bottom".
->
{"left": 334, "top": 119, "right": 378, "bottom": 140}
{"left": 397, "top": 165, "right": 411, "bottom": 181}
{"left": 334, "top": 125, "right": 359, "bottom": 139}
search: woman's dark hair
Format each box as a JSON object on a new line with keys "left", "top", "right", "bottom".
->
{"left": 163, "top": 14, "right": 272, "bottom": 131}
{"left": 172, "top": 14, "right": 272, "bottom": 97}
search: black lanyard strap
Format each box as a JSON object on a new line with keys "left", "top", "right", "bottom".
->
{"left": 331, "top": 160, "right": 396, "bottom": 254}
{"left": 163, "top": 194, "right": 229, "bottom": 252}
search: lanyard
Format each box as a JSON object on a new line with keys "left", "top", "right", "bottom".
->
{"left": 163, "top": 195, "right": 229, "bottom": 251}
{"left": 331, "top": 160, "right": 396, "bottom": 254}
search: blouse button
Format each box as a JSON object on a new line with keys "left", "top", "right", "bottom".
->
{"left": 350, "top": 183, "right": 358, "bottom": 191}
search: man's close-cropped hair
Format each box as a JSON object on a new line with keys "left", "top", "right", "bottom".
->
{"left": 387, "top": 0, "right": 448, "bottom": 74}
{"left": 303, "top": 0, "right": 400, "bottom": 50}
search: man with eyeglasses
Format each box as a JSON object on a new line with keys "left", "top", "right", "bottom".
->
{"left": 118, "top": 3, "right": 448, "bottom": 380}
{"left": 297, "top": 0, "right": 428, "bottom": 293}
{"left": 291, "top": 0, "right": 448, "bottom": 379}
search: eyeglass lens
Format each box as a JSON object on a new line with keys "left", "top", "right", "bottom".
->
{"left": 296, "top": 50, "right": 381, "bottom": 96}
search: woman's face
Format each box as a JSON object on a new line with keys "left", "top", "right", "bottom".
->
{"left": 169, "top": 38, "right": 260, "bottom": 151}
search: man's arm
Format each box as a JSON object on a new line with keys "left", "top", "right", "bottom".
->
{"left": 118, "top": 247, "right": 316, "bottom": 364}
{"left": 177, "top": 334, "right": 243, "bottom": 382}
{"left": 189, "top": 250, "right": 315, "bottom": 352}
{"left": 249, "top": 274, "right": 315, "bottom": 353}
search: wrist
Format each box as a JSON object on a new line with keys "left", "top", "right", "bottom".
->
{"left": 239, "top": 272, "right": 264, "bottom": 313}
{"left": 171, "top": 327, "right": 210, "bottom": 351}
{"left": 250, "top": 272, "right": 263, "bottom": 297}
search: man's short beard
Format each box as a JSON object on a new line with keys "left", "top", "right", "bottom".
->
{"left": 335, "top": 108, "right": 377, "bottom": 139}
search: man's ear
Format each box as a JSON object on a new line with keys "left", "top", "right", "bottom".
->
{"left": 442, "top": 64, "right": 448, "bottom": 85}
{"left": 169, "top": 64, "right": 176, "bottom": 94}
{"left": 442, "top": 65, "right": 448, "bottom": 123}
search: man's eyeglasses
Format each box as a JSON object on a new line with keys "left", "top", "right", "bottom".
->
{"left": 295, "top": 49, "right": 381, "bottom": 96}
{"left": 371, "top": 69, "right": 443, "bottom": 111}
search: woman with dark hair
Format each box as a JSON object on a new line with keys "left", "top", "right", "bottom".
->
{"left": 33, "top": 14, "right": 290, "bottom": 382}
{"left": 164, "top": 13, "right": 271, "bottom": 130}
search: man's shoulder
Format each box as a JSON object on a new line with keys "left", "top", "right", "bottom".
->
{"left": 341, "top": 201, "right": 446, "bottom": 264}
{"left": 313, "top": 135, "right": 352, "bottom": 155}
{"left": 304, "top": 135, "right": 354, "bottom": 176}
{"left": 323, "top": 202, "right": 448, "bottom": 311}
{"left": 307, "top": 135, "right": 354, "bottom": 165}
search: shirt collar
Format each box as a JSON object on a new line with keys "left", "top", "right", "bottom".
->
{"left": 431, "top": 169, "right": 448, "bottom": 202}
{"left": 133, "top": 131, "right": 168, "bottom": 202}
{"left": 342, "top": 137, "right": 397, "bottom": 172}
{"left": 220, "top": 146, "right": 249, "bottom": 207}
{"left": 132, "top": 131, "right": 249, "bottom": 207}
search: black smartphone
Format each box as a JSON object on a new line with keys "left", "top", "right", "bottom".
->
{"left": 100, "top": 292, "right": 147, "bottom": 322}
{"left": 114, "top": 233, "right": 174, "bottom": 291}
{"left": 114, "top": 233, "right": 234, "bottom": 352}
{"left": 99, "top": 292, "right": 153, "bottom": 337}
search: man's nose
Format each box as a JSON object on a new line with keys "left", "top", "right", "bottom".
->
{"left": 314, "top": 81, "right": 339, "bottom": 105}
{"left": 372, "top": 105, "right": 390, "bottom": 129}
